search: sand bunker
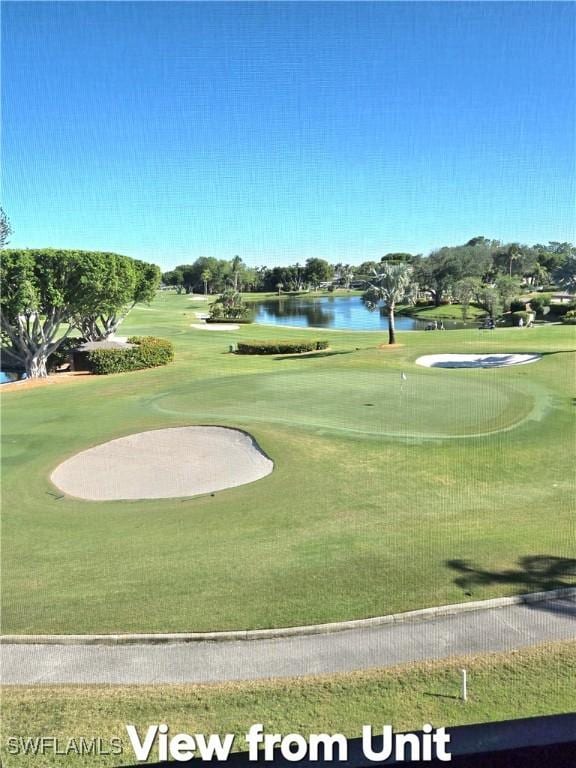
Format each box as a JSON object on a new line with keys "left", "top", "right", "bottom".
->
{"left": 416, "top": 353, "right": 541, "bottom": 369}
{"left": 190, "top": 323, "right": 240, "bottom": 330}
{"left": 51, "top": 426, "right": 273, "bottom": 501}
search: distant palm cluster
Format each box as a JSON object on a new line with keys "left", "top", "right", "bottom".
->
{"left": 162, "top": 237, "right": 576, "bottom": 302}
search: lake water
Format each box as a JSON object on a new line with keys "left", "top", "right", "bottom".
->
{"left": 0, "top": 371, "right": 26, "bottom": 385}
{"left": 254, "top": 295, "right": 467, "bottom": 331}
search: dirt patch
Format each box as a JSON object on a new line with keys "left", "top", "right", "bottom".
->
{"left": 1, "top": 371, "right": 92, "bottom": 393}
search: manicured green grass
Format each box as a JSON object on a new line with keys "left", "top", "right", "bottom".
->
{"left": 1, "top": 292, "right": 575, "bottom": 633}
{"left": 2, "top": 642, "right": 574, "bottom": 767}
{"left": 396, "top": 303, "right": 487, "bottom": 320}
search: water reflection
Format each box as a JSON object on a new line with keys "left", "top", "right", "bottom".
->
{"left": 254, "top": 296, "right": 468, "bottom": 331}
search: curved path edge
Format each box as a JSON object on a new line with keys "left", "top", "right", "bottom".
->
{"left": 3, "top": 588, "right": 574, "bottom": 645}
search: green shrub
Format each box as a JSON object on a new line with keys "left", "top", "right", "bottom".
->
{"left": 528, "top": 294, "right": 552, "bottom": 316}
{"left": 509, "top": 299, "right": 528, "bottom": 313}
{"left": 209, "top": 290, "right": 253, "bottom": 321}
{"left": 511, "top": 311, "right": 532, "bottom": 326}
{"left": 561, "top": 309, "right": 576, "bottom": 325}
{"left": 548, "top": 301, "right": 576, "bottom": 318}
{"left": 236, "top": 340, "right": 329, "bottom": 355}
{"left": 88, "top": 336, "right": 174, "bottom": 374}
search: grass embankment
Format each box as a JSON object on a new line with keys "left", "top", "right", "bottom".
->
{"left": 396, "top": 303, "right": 487, "bottom": 321}
{"left": 1, "top": 292, "right": 575, "bottom": 633}
{"left": 2, "top": 642, "right": 574, "bottom": 767}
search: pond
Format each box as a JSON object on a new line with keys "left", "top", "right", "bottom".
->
{"left": 0, "top": 371, "right": 26, "bottom": 385}
{"left": 253, "top": 295, "right": 469, "bottom": 331}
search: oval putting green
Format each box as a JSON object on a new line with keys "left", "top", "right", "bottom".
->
{"left": 151, "top": 369, "right": 539, "bottom": 439}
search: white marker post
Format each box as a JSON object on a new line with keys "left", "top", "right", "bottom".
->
{"left": 461, "top": 669, "right": 468, "bottom": 702}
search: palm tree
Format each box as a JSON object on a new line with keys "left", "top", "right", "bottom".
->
{"left": 342, "top": 264, "right": 354, "bottom": 289}
{"left": 275, "top": 282, "right": 284, "bottom": 296}
{"left": 201, "top": 269, "right": 212, "bottom": 295}
{"left": 363, "top": 263, "right": 414, "bottom": 345}
{"left": 553, "top": 255, "right": 576, "bottom": 293}
{"left": 230, "top": 255, "right": 243, "bottom": 291}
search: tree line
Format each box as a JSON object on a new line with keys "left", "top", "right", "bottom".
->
{"left": 162, "top": 256, "right": 337, "bottom": 295}
{"left": 2, "top": 203, "right": 575, "bottom": 377}
{"left": 163, "top": 238, "right": 576, "bottom": 299}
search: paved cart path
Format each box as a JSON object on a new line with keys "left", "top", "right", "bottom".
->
{"left": 2, "top": 596, "right": 574, "bottom": 684}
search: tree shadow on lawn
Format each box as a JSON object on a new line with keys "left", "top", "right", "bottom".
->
{"left": 446, "top": 555, "right": 576, "bottom": 617}
{"left": 273, "top": 350, "right": 358, "bottom": 361}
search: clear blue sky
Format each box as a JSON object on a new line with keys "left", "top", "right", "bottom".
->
{"left": 2, "top": 1, "right": 574, "bottom": 270}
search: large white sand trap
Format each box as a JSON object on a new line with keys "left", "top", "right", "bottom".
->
{"left": 416, "top": 353, "right": 541, "bottom": 369}
{"left": 190, "top": 323, "right": 240, "bottom": 330}
{"left": 51, "top": 427, "right": 273, "bottom": 501}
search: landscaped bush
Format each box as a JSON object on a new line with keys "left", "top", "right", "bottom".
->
{"left": 528, "top": 294, "right": 552, "bottom": 316}
{"left": 509, "top": 299, "right": 528, "bottom": 313}
{"left": 561, "top": 309, "right": 576, "bottom": 325}
{"left": 236, "top": 340, "right": 329, "bottom": 355}
{"left": 548, "top": 301, "right": 576, "bottom": 318}
{"left": 88, "top": 336, "right": 174, "bottom": 374}
{"left": 209, "top": 290, "right": 253, "bottom": 322}
{"left": 511, "top": 311, "right": 532, "bottom": 326}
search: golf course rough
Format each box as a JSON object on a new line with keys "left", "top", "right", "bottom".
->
{"left": 50, "top": 426, "right": 273, "bottom": 501}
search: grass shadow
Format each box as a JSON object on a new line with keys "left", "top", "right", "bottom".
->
{"left": 273, "top": 350, "right": 357, "bottom": 361}
{"left": 422, "top": 692, "right": 461, "bottom": 701}
{"left": 445, "top": 555, "right": 576, "bottom": 616}
{"left": 446, "top": 555, "right": 576, "bottom": 592}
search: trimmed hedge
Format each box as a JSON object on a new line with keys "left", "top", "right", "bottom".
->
{"left": 561, "top": 310, "right": 576, "bottom": 325}
{"left": 236, "top": 340, "right": 329, "bottom": 355}
{"left": 88, "top": 336, "right": 174, "bottom": 374}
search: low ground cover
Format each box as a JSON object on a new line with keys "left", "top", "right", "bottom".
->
{"left": 1, "top": 292, "right": 574, "bottom": 633}
{"left": 2, "top": 642, "right": 574, "bottom": 767}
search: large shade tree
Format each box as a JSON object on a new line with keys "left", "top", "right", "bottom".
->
{"left": 75, "top": 255, "right": 161, "bottom": 341}
{"left": 162, "top": 268, "right": 185, "bottom": 293}
{"left": 362, "top": 263, "right": 415, "bottom": 345}
{"left": 303, "top": 257, "right": 334, "bottom": 288}
{"left": 0, "top": 207, "right": 13, "bottom": 249}
{"left": 413, "top": 244, "right": 492, "bottom": 305}
{"left": 1, "top": 250, "right": 161, "bottom": 377}
{"left": 1, "top": 250, "right": 100, "bottom": 378}
{"left": 73, "top": 252, "right": 162, "bottom": 341}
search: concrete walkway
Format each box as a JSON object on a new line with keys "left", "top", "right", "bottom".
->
{"left": 2, "top": 596, "right": 574, "bottom": 684}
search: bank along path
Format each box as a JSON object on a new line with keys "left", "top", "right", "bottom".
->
{"left": 2, "top": 593, "right": 574, "bottom": 684}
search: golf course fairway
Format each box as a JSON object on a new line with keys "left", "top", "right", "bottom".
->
{"left": 1, "top": 292, "right": 574, "bottom": 634}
